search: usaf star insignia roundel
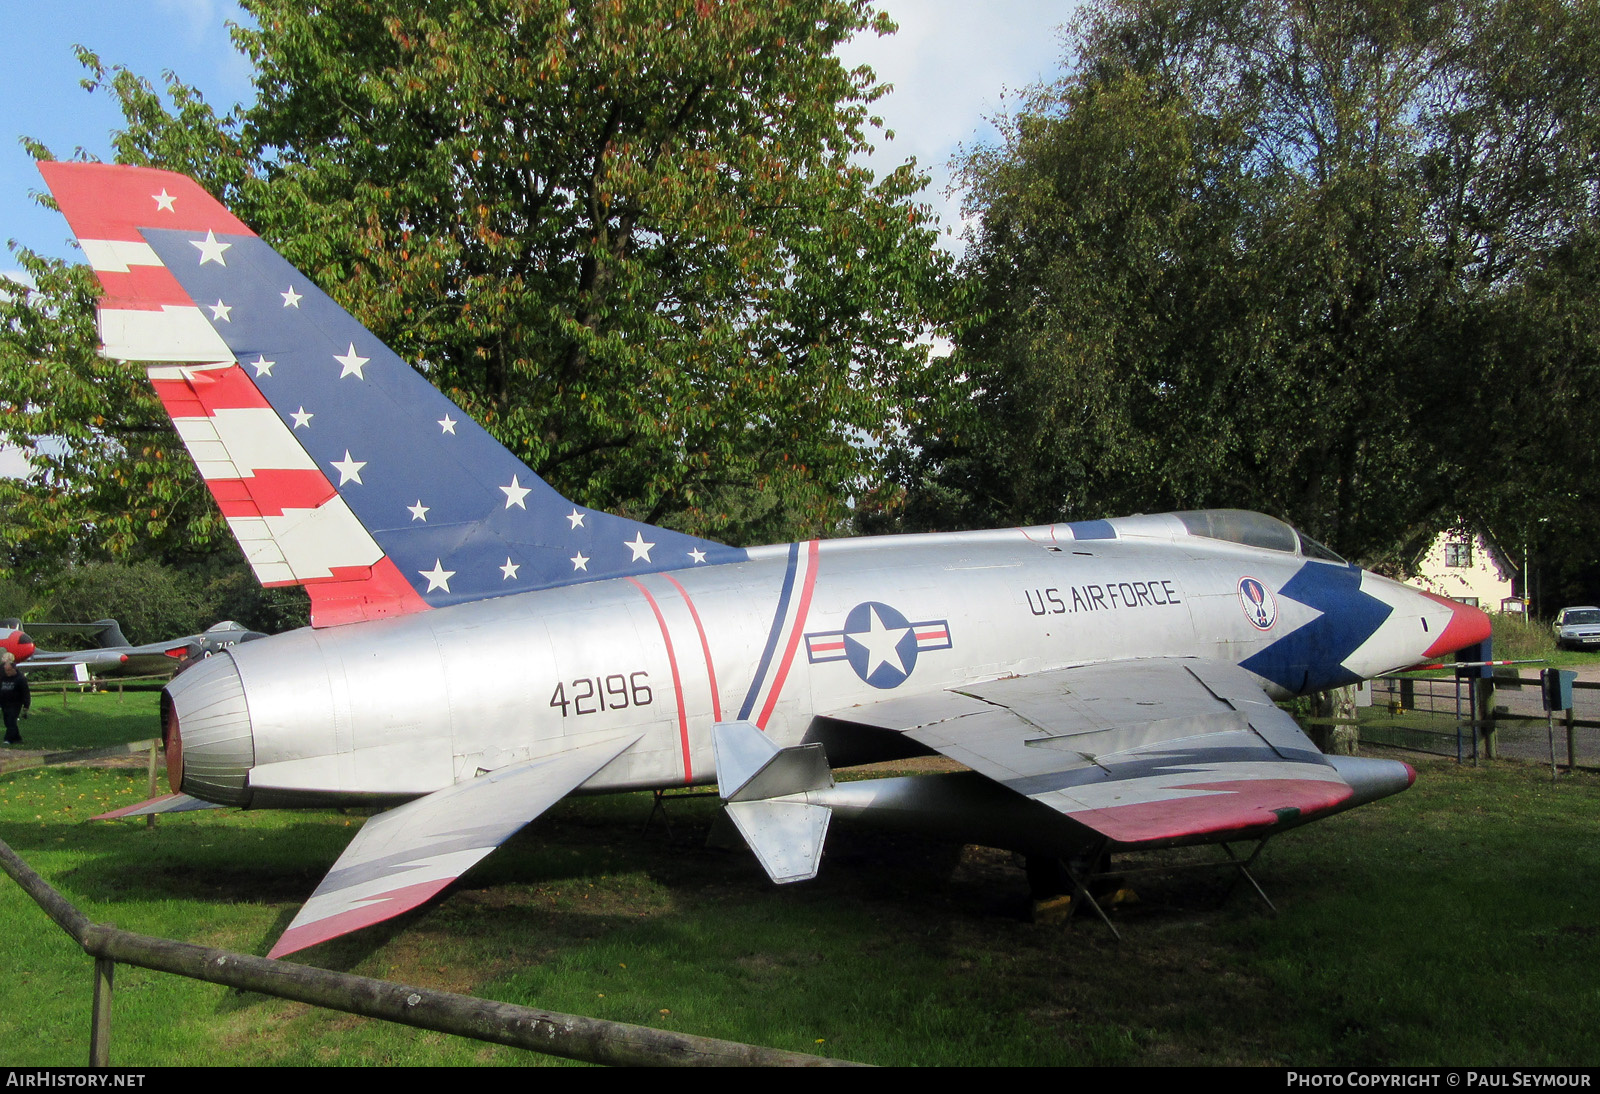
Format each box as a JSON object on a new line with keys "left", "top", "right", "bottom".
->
{"left": 805, "top": 602, "right": 953, "bottom": 690}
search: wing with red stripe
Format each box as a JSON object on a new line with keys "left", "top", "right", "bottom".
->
{"left": 819, "top": 658, "right": 1393, "bottom": 848}
{"left": 268, "top": 735, "right": 638, "bottom": 958}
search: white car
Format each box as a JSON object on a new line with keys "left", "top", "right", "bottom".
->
{"left": 1552, "top": 606, "right": 1600, "bottom": 649}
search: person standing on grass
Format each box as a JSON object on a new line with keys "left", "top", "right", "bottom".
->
{"left": 0, "top": 651, "right": 29, "bottom": 745}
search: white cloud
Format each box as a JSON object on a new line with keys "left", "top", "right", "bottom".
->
{"left": 0, "top": 445, "right": 33, "bottom": 479}
{"left": 155, "top": 0, "right": 225, "bottom": 47}
{"left": 838, "top": 0, "right": 1082, "bottom": 253}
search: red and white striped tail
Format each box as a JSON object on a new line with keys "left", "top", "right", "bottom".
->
{"left": 38, "top": 161, "right": 425, "bottom": 626}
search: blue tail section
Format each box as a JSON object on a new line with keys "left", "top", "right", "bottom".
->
{"left": 135, "top": 217, "right": 744, "bottom": 609}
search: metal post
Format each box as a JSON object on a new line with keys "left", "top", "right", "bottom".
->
{"left": 1476, "top": 678, "right": 1497, "bottom": 760}
{"left": 89, "top": 956, "right": 113, "bottom": 1066}
{"left": 1566, "top": 707, "right": 1577, "bottom": 771}
{"left": 145, "top": 740, "right": 159, "bottom": 830}
{"left": 1455, "top": 675, "right": 1464, "bottom": 763}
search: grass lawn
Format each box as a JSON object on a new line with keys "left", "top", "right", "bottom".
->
{"left": 2, "top": 692, "right": 1598, "bottom": 1066}
{"left": 1, "top": 682, "right": 164, "bottom": 752}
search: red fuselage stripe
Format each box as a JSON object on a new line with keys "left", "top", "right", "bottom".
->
{"left": 662, "top": 573, "right": 720, "bottom": 723}
{"left": 627, "top": 577, "right": 692, "bottom": 782}
{"left": 757, "top": 540, "right": 821, "bottom": 729}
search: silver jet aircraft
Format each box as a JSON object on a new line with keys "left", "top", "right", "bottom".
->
{"left": 41, "top": 163, "right": 1491, "bottom": 958}
{"left": 15, "top": 619, "right": 266, "bottom": 677}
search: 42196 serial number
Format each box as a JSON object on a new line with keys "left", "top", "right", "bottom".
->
{"left": 549, "top": 672, "right": 653, "bottom": 717}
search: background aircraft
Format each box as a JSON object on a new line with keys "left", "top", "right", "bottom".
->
{"left": 0, "top": 621, "right": 37, "bottom": 664}
{"left": 10, "top": 618, "right": 265, "bottom": 677}
{"left": 42, "top": 162, "right": 1491, "bottom": 959}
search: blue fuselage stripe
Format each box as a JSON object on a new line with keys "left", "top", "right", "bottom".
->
{"left": 738, "top": 541, "right": 801, "bottom": 720}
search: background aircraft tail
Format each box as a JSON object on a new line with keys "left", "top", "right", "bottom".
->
{"left": 39, "top": 162, "right": 742, "bottom": 626}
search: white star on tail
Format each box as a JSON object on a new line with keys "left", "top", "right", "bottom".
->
{"left": 330, "top": 451, "right": 366, "bottom": 485}
{"left": 689, "top": 549, "right": 707, "bottom": 563}
{"left": 290, "top": 407, "right": 312, "bottom": 429}
{"left": 501, "top": 476, "right": 530, "bottom": 509}
{"left": 334, "top": 343, "right": 369, "bottom": 379}
{"left": 190, "top": 229, "right": 231, "bottom": 266}
{"left": 438, "top": 415, "right": 457, "bottom": 434}
{"left": 501, "top": 558, "right": 520, "bottom": 580}
{"left": 420, "top": 559, "right": 454, "bottom": 592}
{"left": 281, "top": 286, "right": 303, "bottom": 308}
{"left": 408, "top": 501, "right": 429, "bottom": 521}
{"left": 625, "top": 533, "right": 655, "bottom": 562}
{"left": 571, "top": 552, "right": 590, "bottom": 571}
{"left": 248, "top": 356, "right": 274, "bottom": 377}
{"left": 845, "top": 606, "right": 913, "bottom": 678}
{"left": 153, "top": 189, "right": 176, "bottom": 212}
{"left": 567, "top": 509, "right": 585, "bottom": 529}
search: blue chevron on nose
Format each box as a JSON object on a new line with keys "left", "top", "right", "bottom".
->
{"left": 1240, "top": 563, "right": 1394, "bottom": 693}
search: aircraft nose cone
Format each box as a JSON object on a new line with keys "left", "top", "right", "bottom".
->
{"left": 14, "top": 638, "right": 34, "bottom": 661}
{"left": 1419, "top": 592, "right": 1493, "bottom": 658}
{"left": 162, "top": 653, "right": 255, "bottom": 805}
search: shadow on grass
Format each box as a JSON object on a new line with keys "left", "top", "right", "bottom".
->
{"left": 5, "top": 751, "right": 1599, "bottom": 1064}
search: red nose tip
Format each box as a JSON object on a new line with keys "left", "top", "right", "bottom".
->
{"left": 1420, "top": 592, "right": 1493, "bottom": 658}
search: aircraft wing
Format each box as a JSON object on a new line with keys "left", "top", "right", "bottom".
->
{"left": 20, "top": 649, "right": 134, "bottom": 672}
{"left": 818, "top": 658, "right": 1353, "bottom": 848}
{"left": 92, "top": 793, "right": 226, "bottom": 819}
{"left": 268, "top": 734, "right": 639, "bottom": 959}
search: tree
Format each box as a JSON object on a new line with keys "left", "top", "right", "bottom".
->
{"left": 0, "top": 53, "right": 261, "bottom": 569}
{"left": 1, "top": 0, "right": 949, "bottom": 575}
{"left": 894, "top": 0, "right": 1600, "bottom": 570}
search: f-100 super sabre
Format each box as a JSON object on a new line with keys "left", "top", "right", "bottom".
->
{"left": 38, "top": 162, "right": 1491, "bottom": 958}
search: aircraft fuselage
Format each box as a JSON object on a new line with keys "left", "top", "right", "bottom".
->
{"left": 167, "top": 517, "right": 1459, "bottom": 810}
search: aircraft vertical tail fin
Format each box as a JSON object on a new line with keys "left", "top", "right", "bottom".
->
{"left": 86, "top": 620, "right": 130, "bottom": 650}
{"left": 38, "top": 162, "right": 743, "bottom": 626}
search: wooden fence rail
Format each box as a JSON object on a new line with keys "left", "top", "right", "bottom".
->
{"left": 1368, "top": 673, "right": 1595, "bottom": 770}
{"left": 0, "top": 836, "right": 857, "bottom": 1068}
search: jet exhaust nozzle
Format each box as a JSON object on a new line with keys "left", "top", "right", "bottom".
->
{"left": 161, "top": 653, "right": 255, "bottom": 806}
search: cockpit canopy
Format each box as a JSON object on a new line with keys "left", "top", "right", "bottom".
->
{"left": 1174, "top": 510, "right": 1346, "bottom": 563}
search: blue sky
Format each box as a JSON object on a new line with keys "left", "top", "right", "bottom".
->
{"left": 2, "top": 0, "right": 255, "bottom": 264}
{"left": 3, "top": 0, "right": 1080, "bottom": 267}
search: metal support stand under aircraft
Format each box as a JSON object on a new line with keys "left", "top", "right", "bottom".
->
{"left": 1026, "top": 838, "right": 1281, "bottom": 940}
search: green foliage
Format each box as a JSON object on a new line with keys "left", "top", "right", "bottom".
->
{"left": 237, "top": 0, "right": 947, "bottom": 541}
{"left": 0, "top": 55, "right": 256, "bottom": 570}
{"left": 0, "top": 250, "right": 223, "bottom": 566}
{"left": 1, "top": 0, "right": 949, "bottom": 580}
{"left": 0, "top": 558, "right": 307, "bottom": 643}
{"left": 1491, "top": 611, "right": 1559, "bottom": 663}
{"left": 895, "top": 0, "right": 1600, "bottom": 568}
